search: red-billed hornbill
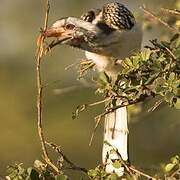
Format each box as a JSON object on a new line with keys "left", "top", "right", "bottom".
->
{"left": 45, "top": 2, "right": 142, "bottom": 176}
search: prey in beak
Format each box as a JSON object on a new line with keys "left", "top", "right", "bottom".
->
{"left": 44, "top": 20, "right": 76, "bottom": 46}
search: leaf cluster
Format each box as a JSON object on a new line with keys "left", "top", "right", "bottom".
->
{"left": 97, "top": 34, "right": 180, "bottom": 109}
{"left": 6, "top": 162, "right": 68, "bottom": 180}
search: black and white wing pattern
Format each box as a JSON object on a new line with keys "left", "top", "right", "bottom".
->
{"left": 81, "top": 2, "right": 135, "bottom": 31}
{"left": 102, "top": 2, "right": 135, "bottom": 30}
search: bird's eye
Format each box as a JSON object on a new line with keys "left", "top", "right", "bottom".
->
{"left": 65, "top": 24, "right": 75, "bottom": 30}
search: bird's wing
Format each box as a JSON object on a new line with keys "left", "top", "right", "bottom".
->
{"left": 102, "top": 2, "right": 135, "bottom": 30}
{"left": 81, "top": 2, "right": 135, "bottom": 31}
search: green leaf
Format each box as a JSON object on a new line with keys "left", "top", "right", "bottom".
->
{"left": 99, "top": 71, "right": 111, "bottom": 84}
{"left": 171, "top": 34, "right": 180, "bottom": 48}
{"left": 161, "top": 41, "right": 170, "bottom": 48}
{"left": 157, "top": 53, "right": 166, "bottom": 62}
{"left": 176, "top": 20, "right": 180, "bottom": 28}
{"left": 155, "top": 77, "right": 166, "bottom": 85}
{"left": 55, "top": 174, "right": 68, "bottom": 180}
{"left": 27, "top": 168, "right": 32, "bottom": 176}
{"left": 34, "top": 160, "right": 46, "bottom": 171}
{"left": 174, "top": 98, "right": 180, "bottom": 109}
{"left": 124, "top": 58, "right": 133, "bottom": 67}
{"left": 145, "top": 73, "right": 159, "bottom": 85}
{"left": 175, "top": 35, "right": 180, "bottom": 48}
{"left": 164, "top": 91, "right": 174, "bottom": 103}
{"left": 132, "top": 56, "right": 140, "bottom": 67}
{"left": 168, "top": 72, "right": 176, "bottom": 81}
{"left": 29, "top": 169, "right": 40, "bottom": 180}
{"left": 107, "top": 173, "right": 118, "bottom": 180}
{"left": 174, "top": 47, "right": 180, "bottom": 57}
{"left": 170, "top": 155, "right": 180, "bottom": 164}
{"left": 174, "top": 87, "right": 180, "bottom": 97}
{"left": 88, "top": 169, "right": 99, "bottom": 177}
{"left": 165, "top": 163, "right": 176, "bottom": 172}
{"left": 141, "top": 48, "right": 151, "bottom": 61}
{"left": 112, "top": 160, "right": 122, "bottom": 169}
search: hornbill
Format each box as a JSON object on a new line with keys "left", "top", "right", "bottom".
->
{"left": 45, "top": 2, "right": 142, "bottom": 176}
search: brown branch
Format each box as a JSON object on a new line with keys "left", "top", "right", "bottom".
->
{"left": 168, "top": 165, "right": 180, "bottom": 179}
{"left": 164, "top": 47, "right": 177, "bottom": 61}
{"left": 45, "top": 142, "right": 88, "bottom": 173}
{"left": 95, "top": 98, "right": 145, "bottom": 121}
{"left": 72, "top": 98, "right": 110, "bottom": 119}
{"left": 35, "top": 0, "right": 59, "bottom": 174}
{"left": 141, "top": 6, "right": 180, "bottom": 34}
{"left": 148, "top": 99, "right": 164, "bottom": 112}
{"left": 129, "top": 166, "right": 157, "bottom": 180}
{"left": 89, "top": 115, "right": 102, "bottom": 146}
{"left": 78, "top": 60, "right": 95, "bottom": 78}
{"left": 161, "top": 8, "right": 180, "bottom": 16}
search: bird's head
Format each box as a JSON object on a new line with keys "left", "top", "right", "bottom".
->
{"left": 45, "top": 16, "right": 105, "bottom": 53}
{"left": 44, "top": 2, "right": 139, "bottom": 58}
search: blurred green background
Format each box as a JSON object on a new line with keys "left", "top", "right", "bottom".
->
{"left": 0, "top": 0, "right": 180, "bottom": 179}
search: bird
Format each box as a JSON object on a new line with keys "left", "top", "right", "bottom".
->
{"left": 45, "top": 2, "right": 142, "bottom": 176}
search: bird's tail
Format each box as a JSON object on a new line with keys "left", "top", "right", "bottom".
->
{"left": 102, "top": 106, "right": 128, "bottom": 176}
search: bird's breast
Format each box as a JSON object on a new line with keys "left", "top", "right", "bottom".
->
{"left": 85, "top": 51, "right": 113, "bottom": 71}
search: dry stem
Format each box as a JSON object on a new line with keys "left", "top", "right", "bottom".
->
{"left": 161, "top": 8, "right": 180, "bottom": 16}
{"left": 129, "top": 166, "right": 157, "bottom": 180}
{"left": 45, "top": 142, "right": 88, "bottom": 173}
{"left": 141, "top": 6, "right": 180, "bottom": 34}
{"left": 35, "top": 0, "right": 59, "bottom": 174}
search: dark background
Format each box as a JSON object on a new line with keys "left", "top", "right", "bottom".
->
{"left": 0, "top": 0, "right": 180, "bottom": 179}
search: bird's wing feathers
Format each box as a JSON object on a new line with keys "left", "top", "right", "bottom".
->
{"left": 102, "top": 2, "right": 135, "bottom": 30}
{"left": 81, "top": 2, "right": 135, "bottom": 31}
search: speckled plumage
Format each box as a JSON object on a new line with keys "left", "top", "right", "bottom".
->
{"left": 103, "top": 2, "right": 135, "bottom": 30}
{"left": 81, "top": 2, "right": 135, "bottom": 31}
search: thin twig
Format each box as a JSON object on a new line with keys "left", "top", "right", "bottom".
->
{"left": 45, "top": 142, "right": 88, "bottom": 173}
{"left": 89, "top": 116, "right": 102, "bottom": 146}
{"left": 168, "top": 166, "right": 180, "bottom": 179}
{"left": 35, "top": 0, "right": 59, "bottom": 174}
{"left": 148, "top": 99, "right": 164, "bottom": 112}
{"left": 161, "top": 8, "right": 180, "bottom": 16}
{"left": 65, "top": 61, "right": 80, "bottom": 71}
{"left": 73, "top": 98, "right": 110, "bottom": 119}
{"left": 78, "top": 60, "right": 95, "bottom": 78}
{"left": 129, "top": 166, "right": 157, "bottom": 180}
{"left": 164, "top": 47, "right": 177, "bottom": 60}
{"left": 94, "top": 98, "right": 143, "bottom": 122}
{"left": 141, "top": 6, "right": 180, "bottom": 34}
